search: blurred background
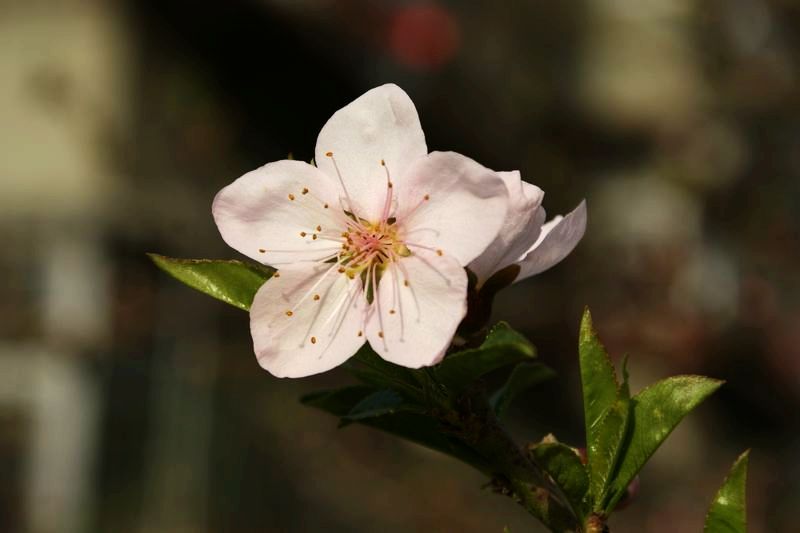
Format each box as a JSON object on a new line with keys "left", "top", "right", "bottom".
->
{"left": 1, "top": 0, "right": 798, "bottom": 531}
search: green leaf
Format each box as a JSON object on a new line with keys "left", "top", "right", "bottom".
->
{"left": 704, "top": 450, "right": 750, "bottom": 533}
{"left": 532, "top": 442, "right": 589, "bottom": 517}
{"left": 342, "top": 389, "right": 421, "bottom": 424}
{"left": 436, "top": 322, "right": 536, "bottom": 393}
{"left": 301, "top": 385, "right": 377, "bottom": 417}
{"left": 148, "top": 254, "right": 273, "bottom": 311}
{"left": 578, "top": 308, "right": 630, "bottom": 510}
{"left": 579, "top": 308, "right": 619, "bottom": 447}
{"left": 302, "top": 385, "right": 491, "bottom": 473}
{"left": 589, "top": 396, "right": 630, "bottom": 510}
{"left": 491, "top": 362, "right": 556, "bottom": 418}
{"left": 605, "top": 375, "right": 724, "bottom": 512}
{"left": 343, "top": 345, "right": 425, "bottom": 401}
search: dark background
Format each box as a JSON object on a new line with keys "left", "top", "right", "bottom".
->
{"left": 1, "top": 0, "right": 798, "bottom": 531}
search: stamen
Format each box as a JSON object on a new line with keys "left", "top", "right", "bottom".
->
{"left": 357, "top": 331, "right": 363, "bottom": 337}
{"left": 380, "top": 159, "right": 394, "bottom": 222}
{"left": 258, "top": 248, "right": 265, "bottom": 253}
{"left": 310, "top": 336, "right": 317, "bottom": 344}
{"left": 288, "top": 194, "right": 295, "bottom": 201}
{"left": 316, "top": 225, "right": 322, "bottom": 232}
{"left": 300, "top": 232, "right": 307, "bottom": 237}
{"left": 302, "top": 187, "right": 309, "bottom": 195}
{"left": 313, "top": 294, "right": 320, "bottom": 301}
{"left": 285, "top": 310, "right": 293, "bottom": 317}
{"left": 325, "top": 151, "right": 356, "bottom": 214}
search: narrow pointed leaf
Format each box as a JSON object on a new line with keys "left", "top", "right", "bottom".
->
{"left": 491, "top": 362, "right": 557, "bottom": 418}
{"left": 531, "top": 442, "right": 590, "bottom": 517}
{"left": 148, "top": 254, "right": 273, "bottom": 311}
{"left": 579, "top": 308, "right": 630, "bottom": 509}
{"left": 590, "top": 396, "right": 630, "bottom": 510}
{"left": 436, "top": 322, "right": 536, "bottom": 393}
{"left": 579, "top": 308, "right": 619, "bottom": 446}
{"left": 704, "top": 450, "right": 750, "bottom": 533}
{"left": 606, "top": 375, "right": 724, "bottom": 512}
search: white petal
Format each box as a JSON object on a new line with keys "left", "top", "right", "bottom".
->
{"left": 365, "top": 250, "right": 467, "bottom": 368}
{"left": 467, "top": 171, "right": 545, "bottom": 283}
{"left": 213, "top": 160, "right": 346, "bottom": 265}
{"left": 315, "top": 84, "right": 427, "bottom": 221}
{"left": 395, "top": 151, "right": 509, "bottom": 266}
{"left": 250, "top": 263, "right": 368, "bottom": 377}
{"left": 516, "top": 200, "right": 587, "bottom": 282}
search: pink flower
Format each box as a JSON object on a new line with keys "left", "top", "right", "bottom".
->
{"left": 213, "top": 85, "right": 509, "bottom": 377}
{"left": 468, "top": 171, "right": 586, "bottom": 287}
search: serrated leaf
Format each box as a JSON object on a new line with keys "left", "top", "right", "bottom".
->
{"left": 532, "top": 442, "right": 589, "bottom": 517}
{"left": 148, "top": 254, "right": 273, "bottom": 311}
{"left": 436, "top": 322, "right": 536, "bottom": 393}
{"left": 589, "top": 396, "right": 630, "bottom": 510}
{"left": 579, "top": 308, "right": 630, "bottom": 509}
{"left": 579, "top": 308, "right": 619, "bottom": 446}
{"left": 605, "top": 375, "right": 724, "bottom": 512}
{"left": 704, "top": 450, "right": 749, "bottom": 533}
{"left": 491, "top": 362, "right": 556, "bottom": 418}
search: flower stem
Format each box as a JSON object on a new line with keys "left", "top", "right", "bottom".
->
{"left": 449, "top": 393, "right": 581, "bottom": 532}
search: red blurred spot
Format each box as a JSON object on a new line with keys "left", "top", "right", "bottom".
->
{"left": 388, "top": 3, "right": 460, "bottom": 71}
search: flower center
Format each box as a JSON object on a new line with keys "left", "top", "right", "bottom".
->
{"left": 339, "top": 218, "right": 411, "bottom": 280}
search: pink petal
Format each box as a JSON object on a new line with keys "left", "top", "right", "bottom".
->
{"left": 250, "top": 263, "right": 368, "bottom": 377}
{"left": 365, "top": 250, "right": 467, "bottom": 368}
{"left": 395, "top": 151, "right": 509, "bottom": 266}
{"left": 516, "top": 200, "right": 587, "bottom": 281}
{"left": 315, "top": 84, "right": 427, "bottom": 221}
{"left": 468, "top": 171, "right": 545, "bottom": 284}
{"left": 213, "top": 160, "right": 346, "bottom": 265}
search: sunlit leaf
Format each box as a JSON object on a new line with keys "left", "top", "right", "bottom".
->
{"left": 491, "top": 362, "right": 556, "bottom": 418}
{"left": 148, "top": 254, "right": 272, "bottom": 311}
{"left": 531, "top": 442, "right": 589, "bottom": 517}
{"left": 436, "top": 322, "right": 536, "bottom": 393}
{"left": 704, "top": 450, "right": 750, "bottom": 533}
{"left": 579, "top": 308, "right": 630, "bottom": 510}
{"left": 605, "top": 375, "right": 724, "bottom": 512}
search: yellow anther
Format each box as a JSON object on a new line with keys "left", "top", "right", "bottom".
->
{"left": 310, "top": 336, "right": 317, "bottom": 344}
{"left": 325, "top": 151, "right": 333, "bottom": 157}
{"left": 258, "top": 248, "right": 265, "bottom": 253}
{"left": 300, "top": 231, "right": 307, "bottom": 237}
{"left": 302, "top": 187, "right": 309, "bottom": 195}
{"left": 424, "top": 194, "right": 430, "bottom": 201}
{"left": 288, "top": 193, "right": 295, "bottom": 201}
{"left": 313, "top": 294, "right": 320, "bottom": 301}
{"left": 436, "top": 249, "right": 443, "bottom": 256}
{"left": 285, "top": 310, "right": 293, "bottom": 317}
{"left": 316, "top": 225, "right": 322, "bottom": 232}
